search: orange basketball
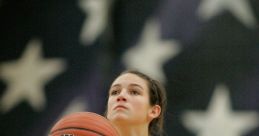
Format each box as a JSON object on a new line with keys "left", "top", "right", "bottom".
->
{"left": 49, "top": 112, "right": 119, "bottom": 136}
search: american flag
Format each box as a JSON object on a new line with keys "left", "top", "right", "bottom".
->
{"left": 0, "top": 0, "right": 259, "bottom": 136}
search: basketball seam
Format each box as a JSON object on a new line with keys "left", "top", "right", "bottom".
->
{"left": 50, "top": 127, "right": 105, "bottom": 136}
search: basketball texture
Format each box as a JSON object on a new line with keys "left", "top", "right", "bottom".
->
{"left": 49, "top": 112, "right": 119, "bottom": 136}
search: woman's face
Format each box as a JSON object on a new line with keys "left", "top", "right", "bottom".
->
{"left": 107, "top": 73, "right": 153, "bottom": 125}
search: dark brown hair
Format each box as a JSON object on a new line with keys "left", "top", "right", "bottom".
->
{"left": 118, "top": 70, "right": 167, "bottom": 136}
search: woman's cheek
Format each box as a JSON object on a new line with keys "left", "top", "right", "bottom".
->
{"left": 131, "top": 99, "right": 143, "bottom": 110}
{"left": 107, "top": 98, "right": 114, "bottom": 114}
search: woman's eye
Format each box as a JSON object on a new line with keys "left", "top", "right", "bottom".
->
{"left": 130, "top": 90, "right": 140, "bottom": 95}
{"left": 110, "top": 90, "right": 119, "bottom": 95}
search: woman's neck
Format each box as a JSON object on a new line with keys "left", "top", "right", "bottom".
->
{"left": 114, "top": 123, "right": 149, "bottom": 136}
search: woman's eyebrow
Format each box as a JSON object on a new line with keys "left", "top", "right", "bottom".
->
{"left": 129, "top": 83, "right": 144, "bottom": 90}
{"left": 111, "top": 83, "right": 144, "bottom": 90}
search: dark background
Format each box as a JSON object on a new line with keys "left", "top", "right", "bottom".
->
{"left": 0, "top": 0, "right": 259, "bottom": 135}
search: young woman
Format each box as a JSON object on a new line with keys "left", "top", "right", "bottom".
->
{"left": 106, "top": 70, "right": 167, "bottom": 136}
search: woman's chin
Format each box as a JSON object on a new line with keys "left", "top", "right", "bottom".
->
{"left": 110, "top": 113, "right": 130, "bottom": 123}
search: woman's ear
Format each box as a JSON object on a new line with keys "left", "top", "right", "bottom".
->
{"left": 148, "top": 105, "right": 161, "bottom": 120}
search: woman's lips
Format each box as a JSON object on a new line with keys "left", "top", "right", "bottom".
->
{"left": 114, "top": 105, "right": 127, "bottom": 110}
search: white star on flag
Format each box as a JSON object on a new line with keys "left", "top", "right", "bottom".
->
{"left": 197, "top": 0, "right": 257, "bottom": 28}
{"left": 122, "top": 18, "right": 181, "bottom": 83}
{"left": 0, "top": 38, "right": 66, "bottom": 113}
{"left": 78, "top": 0, "right": 113, "bottom": 45}
{"left": 44, "top": 97, "right": 88, "bottom": 136}
{"left": 61, "top": 97, "right": 88, "bottom": 116}
{"left": 182, "top": 84, "right": 259, "bottom": 136}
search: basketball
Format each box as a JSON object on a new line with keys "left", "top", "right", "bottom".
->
{"left": 49, "top": 112, "right": 119, "bottom": 136}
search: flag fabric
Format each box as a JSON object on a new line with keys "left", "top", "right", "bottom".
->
{"left": 0, "top": 0, "right": 109, "bottom": 135}
{"left": 1, "top": 0, "right": 259, "bottom": 136}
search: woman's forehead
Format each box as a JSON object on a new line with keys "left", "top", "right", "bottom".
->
{"left": 112, "top": 73, "right": 148, "bottom": 87}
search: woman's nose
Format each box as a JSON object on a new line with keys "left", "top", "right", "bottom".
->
{"left": 117, "top": 96, "right": 127, "bottom": 102}
{"left": 117, "top": 91, "right": 127, "bottom": 102}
